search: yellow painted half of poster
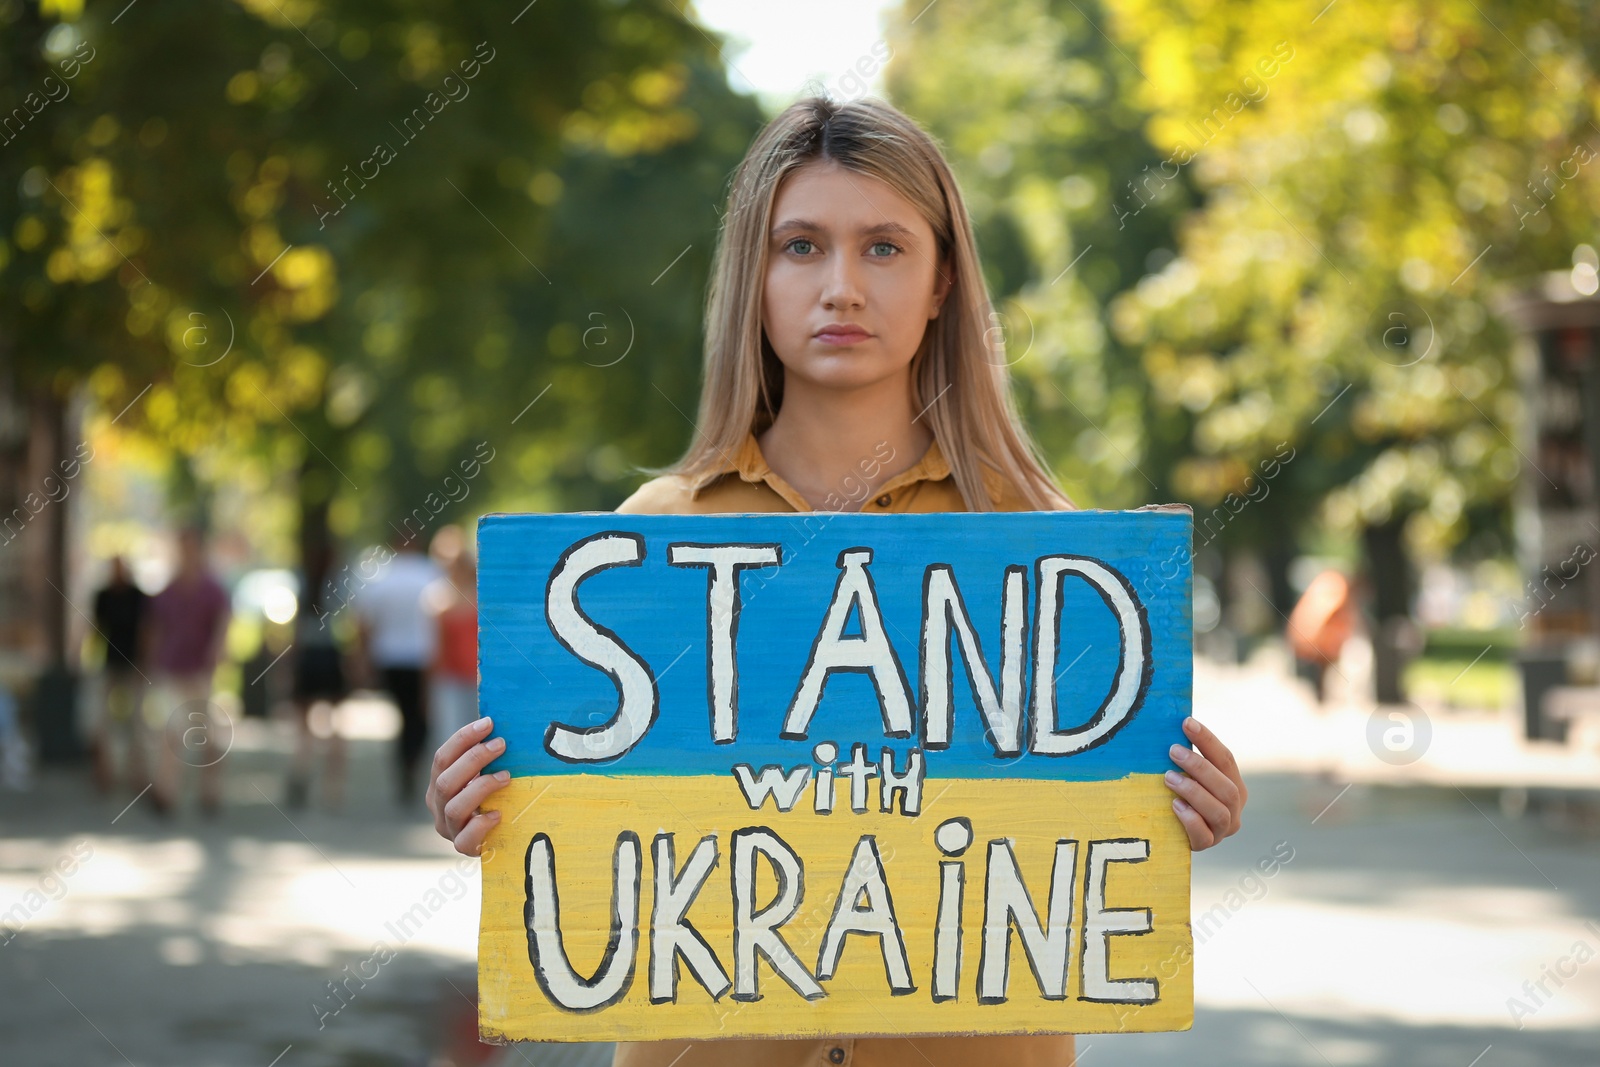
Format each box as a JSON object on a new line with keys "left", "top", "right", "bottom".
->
{"left": 478, "top": 773, "right": 1192, "bottom": 1042}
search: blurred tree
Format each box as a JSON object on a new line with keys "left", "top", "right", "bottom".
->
{"left": 892, "top": 0, "right": 1600, "bottom": 694}
{"left": 0, "top": 0, "right": 762, "bottom": 677}
{"left": 1101, "top": 0, "right": 1600, "bottom": 693}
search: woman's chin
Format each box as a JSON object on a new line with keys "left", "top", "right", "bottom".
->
{"left": 781, "top": 349, "right": 913, "bottom": 392}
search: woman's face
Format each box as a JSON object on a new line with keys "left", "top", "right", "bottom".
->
{"left": 762, "top": 161, "right": 949, "bottom": 393}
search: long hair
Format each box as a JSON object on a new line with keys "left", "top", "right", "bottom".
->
{"left": 662, "top": 95, "right": 1073, "bottom": 512}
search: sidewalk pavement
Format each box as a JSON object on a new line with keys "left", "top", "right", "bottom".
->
{"left": 1, "top": 668, "right": 1598, "bottom": 1066}
{"left": 1199, "top": 646, "right": 1600, "bottom": 793}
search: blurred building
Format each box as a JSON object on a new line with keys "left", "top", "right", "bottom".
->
{"left": 1498, "top": 258, "right": 1600, "bottom": 740}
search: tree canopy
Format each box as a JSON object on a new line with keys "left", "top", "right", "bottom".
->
{"left": 891, "top": 0, "right": 1600, "bottom": 625}
{"left": 2, "top": 0, "right": 765, "bottom": 566}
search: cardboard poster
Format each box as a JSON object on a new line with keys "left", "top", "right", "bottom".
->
{"left": 475, "top": 508, "right": 1194, "bottom": 1042}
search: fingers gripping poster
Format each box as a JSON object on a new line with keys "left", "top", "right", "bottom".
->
{"left": 475, "top": 508, "right": 1194, "bottom": 1042}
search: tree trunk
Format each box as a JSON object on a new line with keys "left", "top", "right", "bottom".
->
{"left": 28, "top": 386, "right": 70, "bottom": 667}
{"left": 0, "top": 357, "right": 27, "bottom": 654}
{"left": 1362, "top": 516, "right": 1415, "bottom": 704}
{"left": 1262, "top": 535, "right": 1297, "bottom": 621}
{"left": 28, "top": 384, "right": 81, "bottom": 762}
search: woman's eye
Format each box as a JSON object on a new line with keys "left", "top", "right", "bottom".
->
{"left": 869, "top": 241, "right": 901, "bottom": 257}
{"left": 786, "top": 238, "right": 815, "bottom": 255}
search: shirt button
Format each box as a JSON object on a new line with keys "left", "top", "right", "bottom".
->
{"left": 828, "top": 1049, "right": 846, "bottom": 1065}
{"left": 875, "top": 494, "right": 892, "bottom": 507}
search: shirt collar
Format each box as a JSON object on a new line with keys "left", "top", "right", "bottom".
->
{"left": 689, "top": 432, "right": 954, "bottom": 503}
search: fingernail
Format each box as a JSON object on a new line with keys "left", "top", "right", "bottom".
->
{"left": 1169, "top": 744, "right": 1189, "bottom": 763}
{"left": 1165, "top": 769, "right": 1181, "bottom": 786}
{"left": 1173, "top": 797, "right": 1191, "bottom": 814}
{"left": 475, "top": 718, "right": 492, "bottom": 733}
{"left": 494, "top": 770, "right": 510, "bottom": 782}
{"left": 1183, "top": 718, "right": 1200, "bottom": 735}
{"left": 488, "top": 737, "right": 505, "bottom": 751}
{"left": 488, "top": 809, "right": 501, "bottom": 820}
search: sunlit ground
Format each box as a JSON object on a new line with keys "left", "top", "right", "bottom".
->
{"left": 2, "top": 665, "right": 1598, "bottom": 1065}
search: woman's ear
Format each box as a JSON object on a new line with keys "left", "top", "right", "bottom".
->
{"left": 930, "top": 258, "right": 953, "bottom": 318}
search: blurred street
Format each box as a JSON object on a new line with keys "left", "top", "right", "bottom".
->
{"left": 4, "top": 655, "right": 1597, "bottom": 1067}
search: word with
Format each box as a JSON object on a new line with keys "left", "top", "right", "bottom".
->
{"left": 733, "top": 743, "right": 926, "bottom": 815}
{"left": 522, "top": 821, "right": 1159, "bottom": 1011}
{"left": 1115, "top": 41, "right": 1294, "bottom": 230}
{"left": 1506, "top": 920, "right": 1600, "bottom": 1029}
{"left": 389, "top": 440, "right": 497, "bottom": 547}
{"left": 313, "top": 42, "right": 497, "bottom": 228}
{"left": 1513, "top": 142, "right": 1597, "bottom": 232}
{"left": 2, "top": 440, "right": 95, "bottom": 547}
{"left": 1516, "top": 540, "right": 1596, "bottom": 630}
{"left": 312, "top": 851, "right": 484, "bottom": 1028}
{"left": 0, "top": 838, "right": 94, "bottom": 945}
{"left": 542, "top": 537, "right": 1149, "bottom": 761}
{"left": 0, "top": 39, "right": 96, "bottom": 146}
{"left": 1152, "top": 442, "right": 1295, "bottom": 580}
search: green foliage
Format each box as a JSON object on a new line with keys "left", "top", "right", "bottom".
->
{"left": 894, "top": 0, "right": 1600, "bottom": 566}
{"left": 888, "top": 0, "right": 1193, "bottom": 510}
{"left": 1, "top": 0, "right": 764, "bottom": 549}
{"left": 1103, "top": 0, "right": 1600, "bottom": 559}
{"left": 11, "top": 0, "right": 1599, "bottom": 580}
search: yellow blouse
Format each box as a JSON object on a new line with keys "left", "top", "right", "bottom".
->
{"left": 610, "top": 432, "right": 1077, "bottom": 1067}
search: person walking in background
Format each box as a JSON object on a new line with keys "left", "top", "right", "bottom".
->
{"left": 423, "top": 526, "right": 478, "bottom": 758}
{"left": 0, "top": 675, "right": 29, "bottom": 792}
{"left": 286, "top": 551, "right": 350, "bottom": 810}
{"left": 89, "top": 556, "right": 149, "bottom": 795}
{"left": 1287, "top": 568, "right": 1359, "bottom": 705}
{"left": 147, "top": 527, "right": 232, "bottom": 816}
{"left": 354, "top": 529, "right": 440, "bottom": 804}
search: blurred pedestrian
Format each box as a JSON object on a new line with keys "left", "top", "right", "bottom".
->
{"left": 1287, "top": 568, "right": 1358, "bottom": 705}
{"left": 354, "top": 529, "right": 441, "bottom": 805}
{"left": 0, "top": 679, "right": 28, "bottom": 792}
{"left": 88, "top": 555, "right": 148, "bottom": 794}
{"left": 147, "top": 527, "right": 232, "bottom": 816}
{"left": 286, "top": 555, "right": 349, "bottom": 810}
{"left": 424, "top": 526, "right": 478, "bottom": 758}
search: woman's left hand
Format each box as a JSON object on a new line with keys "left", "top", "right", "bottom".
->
{"left": 1166, "top": 716, "right": 1247, "bottom": 850}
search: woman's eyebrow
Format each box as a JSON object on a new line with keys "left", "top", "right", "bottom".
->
{"left": 770, "top": 218, "right": 919, "bottom": 240}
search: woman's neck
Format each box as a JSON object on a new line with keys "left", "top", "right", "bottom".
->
{"left": 757, "top": 370, "right": 933, "bottom": 512}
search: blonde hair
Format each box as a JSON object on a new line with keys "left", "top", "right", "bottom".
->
{"left": 663, "top": 95, "right": 1073, "bottom": 512}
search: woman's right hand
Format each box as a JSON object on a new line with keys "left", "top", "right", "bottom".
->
{"left": 426, "top": 716, "right": 512, "bottom": 856}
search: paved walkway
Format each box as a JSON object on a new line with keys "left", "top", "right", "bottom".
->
{"left": 1197, "top": 648, "right": 1600, "bottom": 792}
{"left": 1, "top": 665, "right": 1598, "bottom": 1066}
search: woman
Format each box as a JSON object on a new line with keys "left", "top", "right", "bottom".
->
{"left": 428, "top": 96, "right": 1246, "bottom": 1066}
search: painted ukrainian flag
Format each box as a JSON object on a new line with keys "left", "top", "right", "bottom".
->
{"left": 475, "top": 509, "right": 1194, "bottom": 1042}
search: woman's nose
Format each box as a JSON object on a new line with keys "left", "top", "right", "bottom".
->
{"left": 821, "top": 259, "right": 865, "bottom": 309}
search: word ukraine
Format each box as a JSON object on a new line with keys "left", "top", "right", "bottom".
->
{"left": 476, "top": 510, "right": 1194, "bottom": 1042}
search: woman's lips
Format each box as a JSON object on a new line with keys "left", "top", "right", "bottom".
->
{"left": 814, "top": 327, "right": 871, "bottom": 345}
